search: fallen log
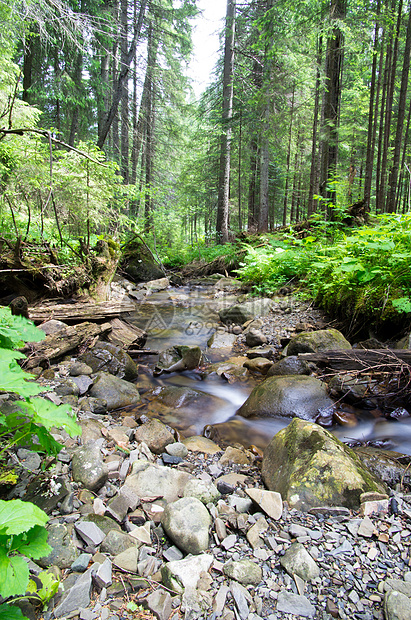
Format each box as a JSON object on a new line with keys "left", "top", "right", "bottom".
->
{"left": 106, "top": 318, "right": 147, "bottom": 349}
{"left": 300, "top": 349, "right": 411, "bottom": 372}
{"left": 128, "top": 349, "right": 159, "bottom": 356}
{"left": 21, "top": 322, "right": 112, "bottom": 369}
{"left": 28, "top": 300, "right": 136, "bottom": 323}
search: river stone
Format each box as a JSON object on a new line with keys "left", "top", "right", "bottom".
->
{"left": 122, "top": 236, "right": 164, "bottom": 282}
{"left": 245, "top": 488, "right": 283, "bottom": 520}
{"left": 39, "top": 319, "right": 67, "bottom": 335}
{"left": 223, "top": 559, "right": 262, "bottom": 585}
{"left": 214, "top": 277, "right": 242, "bottom": 291}
{"left": 70, "top": 362, "right": 93, "bottom": 376}
{"left": 55, "top": 377, "right": 80, "bottom": 397}
{"left": 182, "top": 436, "right": 221, "bottom": 454}
{"left": 353, "top": 447, "right": 411, "bottom": 487}
{"left": 207, "top": 331, "right": 237, "bottom": 349}
{"left": 245, "top": 328, "right": 267, "bottom": 347}
{"left": 72, "top": 444, "right": 108, "bottom": 491}
{"left": 156, "top": 345, "right": 202, "bottom": 372}
{"left": 219, "top": 298, "right": 273, "bottom": 325}
{"left": 122, "top": 460, "right": 192, "bottom": 504}
{"left": 113, "top": 546, "right": 139, "bottom": 573}
{"left": 262, "top": 418, "right": 387, "bottom": 510}
{"left": 78, "top": 397, "right": 107, "bottom": 415}
{"left": 237, "top": 375, "right": 334, "bottom": 421}
{"left": 161, "top": 497, "right": 212, "bottom": 554}
{"left": 267, "top": 356, "right": 311, "bottom": 376}
{"left": 134, "top": 419, "right": 175, "bottom": 454}
{"left": 79, "top": 340, "right": 138, "bottom": 380}
{"left": 145, "top": 588, "right": 172, "bottom": 620}
{"left": 161, "top": 554, "right": 214, "bottom": 594}
{"left": 280, "top": 542, "right": 320, "bottom": 581}
{"left": 54, "top": 566, "right": 93, "bottom": 618}
{"left": 89, "top": 371, "right": 141, "bottom": 410}
{"left": 183, "top": 478, "right": 221, "bottom": 504}
{"left": 287, "top": 328, "right": 351, "bottom": 355}
{"left": 82, "top": 514, "right": 121, "bottom": 535}
{"left": 166, "top": 442, "right": 188, "bottom": 458}
{"left": 243, "top": 357, "right": 273, "bottom": 375}
{"left": 384, "top": 590, "right": 411, "bottom": 620}
{"left": 101, "top": 529, "right": 139, "bottom": 555}
{"left": 276, "top": 591, "right": 316, "bottom": 618}
{"left": 144, "top": 276, "right": 170, "bottom": 292}
{"left": 38, "top": 523, "right": 78, "bottom": 569}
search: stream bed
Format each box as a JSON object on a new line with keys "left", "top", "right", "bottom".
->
{"left": 128, "top": 282, "right": 411, "bottom": 455}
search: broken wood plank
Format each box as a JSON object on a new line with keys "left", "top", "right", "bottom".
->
{"left": 28, "top": 300, "right": 136, "bottom": 323}
{"left": 128, "top": 349, "right": 159, "bottom": 356}
{"left": 300, "top": 349, "right": 411, "bottom": 371}
{"left": 21, "top": 322, "right": 112, "bottom": 369}
{"left": 106, "top": 318, "right": 147, "bottom": 349}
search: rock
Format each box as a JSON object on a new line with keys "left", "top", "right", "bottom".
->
{"left": 72, "top": 444, "right": 108, "bottom": 491}
{"left": 353, "top": 447, "right": 411, "bottom": 488}
{"left": 123, "top": 460, "right": 192, "bottom": 504}
{"left": 16, "top": 448, "right": 41, "bottom": 471}
{"left": 287, "top": 328, "right": 351, "bottom": 355}
{"left": 237, "top": 375, "right": 334, "bottom": 421}
{"left": 156, "top": 345, "right": 202, "bottom": 373}
{"left": 245, "top": 488, "right": 283, "bottom": 520}
{"left": 144, "top": 277, "right": 170, "bottom": 292}
{"left": 161, "top": 554, "right": 214, "bottom": 594}
{"left": 71, "top": 553, "right": 92, "bottom": 572}
{"left": 183, "top": 479, "right": 221, "bottom": 504}
{"left": 243, "top": 357, "right": 273, "bottom": 375}
{"left": 71, "top": 375, "right": 93, "bottom": 395}
{"left": 113, "top": 546, "right": 139, "bottom": 573}
{"left": 82, "top": 514, "right": 121, "bottom": 535}
{"left": 79, "top": 397, "right": 108, "bottom": 415}
{"left": 39, "top": 319, "right": 67, "bottom": 334}
{"left": 207, "top": 331, "right": 238, "bottom": 349}
{"left": 280, "top": 542, "right": 320, "bottom": 581}
{"left": 94, "top": 558, "right": 113, "bottom": 588}
{"left": 384, "top": 590, "right": 411, "bottom": 620}
{"left": 166, "top": 442, "right": 188, "bottom": 458}
{"left": 219, "top": 299, "right": 273, "bottom": 325}
{"left": 219, "top": 446, "right": 253, "bottom": 466}
{"left": 384, "top": 579, "right": 411, "bottom": 597}
{"left": 276, "top": 591, "right": 316, "bottom": 618}
{"left": 145, "top": 588, "right": 172, "bottom": 620}
{"left": 75, "top": 521, "right": 106, "bottom": 547}
{"left": 267, "top": 356, "right": 311, "bottom": 376}
{"left": 38, "top": 523, "right": 78, "bottom": 569}
{"left": 223, "top": 560, "right": 262, "bottom": 585}
{"left": 262, "top": 418, "right": 387, "bottom": 510}
{"left": 230, "top": 582, "right": 250, "bottom": 619}
{"left": 89, "top": 372, "right": 141, "bottom": 410}
{"left": 134, "top": 419, "right": 175, "bottom": 454}
{"left": 328, "top": 373, "right": 375, "bottom": 403}
{"left": 161, "top": 497, "right": 212, "bottom": 554}
{"left": 246, "top": 346, "right": 275, "bottom": 359}
{"left": 182, "top": 436, "right": 221, "bottom": 454}
{"left": 55, "top": 377, "right": 80, "bottom": 397}
{"left": 214, "top": 277, "right": 242, "bottom": 291}
{"left": 54, "top": 567, "right": 94, "bottom": 618}
{"left": 245, "top": 328, "right": 267, "bottom": 347}
{"left": 101, "top": 530, "right": 139, "bottom": 555}
{"left": 70, "top": 362, "right": 94, "bottom": 376}
{"left": 79, "top": 340, "right": 138, "bottom": 380}
{"left": 122, "top": 237, "right": 165, "bottom": 283}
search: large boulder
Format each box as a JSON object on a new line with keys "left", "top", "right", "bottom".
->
{"left": 286, "top": 328, "right": 351, "bottom": 356}
{"left": 261, "top": 418, "right": 387, "bottom": 510}
{"left": 121, "top": 237, "right": 164, "bottom": 283}
{"left": 89, "top": 372, "right": 141, "bottom": 410}
{"left": 156, "top": 345, "right": 202, "bottom": 373}
{"left": 237, "top": 375, "right": 334, "bottom": 422}
{"left": 219, "top": 298, "right": 273, "bottom": 326}
{"left": 79, "top": 341, "right": 138, "bottom": 380}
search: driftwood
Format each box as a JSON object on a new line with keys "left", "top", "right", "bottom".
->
{"left": 106, "top": 318, "right": 147, "bottom": 349}
{"left": 128, "top": 349, "right": 159, "bottom": 356}
{"left": 300, "top": 349, "right": 411, "bottom": 371}
{"left": 21, "top": 322, "right": 112, "bottom": 369}
{"left": 28, "top": 300, "right": 136, "bottom": 323}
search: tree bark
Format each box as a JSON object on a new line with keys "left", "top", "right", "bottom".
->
{"left": 120, "top": 0, "right": 130, "bottom": 183}
{"left": 216, "top": 0, "right": 236, "bottom": 243}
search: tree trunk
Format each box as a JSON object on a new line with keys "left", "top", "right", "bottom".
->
{"left": 216, "top": 0, "right": 236, "bottom": 244}
{"left": 364, "top": 1, "right": 380, "bottom": 212}
{"left": 386, "top": 3, "right": 411, "bottom": 213}
{"left": 307, "top": 36, "right": 322, "bottom": 218}
{"left": 282, "top": 87, "right": 295, "bottom": 226}
{"left": 120, "top": 0, "right": 129, "bottom": 183}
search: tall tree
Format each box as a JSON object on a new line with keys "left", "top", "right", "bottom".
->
{"left": 216, "top": 0, "right": 236, "bottom": 243}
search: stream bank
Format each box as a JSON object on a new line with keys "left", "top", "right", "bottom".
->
{"left": 3, "top": 275, "right": 411, "bottom": 620}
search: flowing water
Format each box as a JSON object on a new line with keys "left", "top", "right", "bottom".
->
{"left": 129, "top": 283, "right": 411, "bottom": 455}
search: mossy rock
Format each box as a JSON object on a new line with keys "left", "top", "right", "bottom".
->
{"left": 121, "top": 237, "right": 164, "bottom": 283}
{"left": 286, "top": 329, "right": 351, "bottom": 356}
{"left": 261, "top": 418, "right": 387, "bottom": 511}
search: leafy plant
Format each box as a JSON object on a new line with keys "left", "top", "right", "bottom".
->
{"left": 0, "top": 499, "right": 57, "bottom": 620}
{"left": 0, "top": 306, "right": 81, "bottom": 456}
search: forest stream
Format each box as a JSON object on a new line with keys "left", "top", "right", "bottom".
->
{"left": 125, "top": 281, "right": 411, "bottom": 456}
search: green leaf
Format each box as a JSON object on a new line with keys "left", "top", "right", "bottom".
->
{"left": 0, "top": 603, "right": 27, "bottom": 620}
{"left": 0, "top": 308, "right": 45, "bottom": 350}
{"left": 0, "top": 551, "right": 29, "bottom": 598}
{"left": 0, "top": 499, "right": 48, "bottom": 536}
{"left": 0, "top": 359, "right": 44, "bottom": 398}
{"left": 35, "top": 571, "right": 60, "bottom": 603}
{"left": 392, "top": 297, "right": 411, "bottom": 313}
{"left": 18, "top": 399, "right": 81, "bottom": 438}
{"left": 11, "top": 525, "right": 51, "bottom": 560}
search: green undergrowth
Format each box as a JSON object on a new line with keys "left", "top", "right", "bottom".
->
{"left": 235, "top": 213, "right": 411, "bottom": 335}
